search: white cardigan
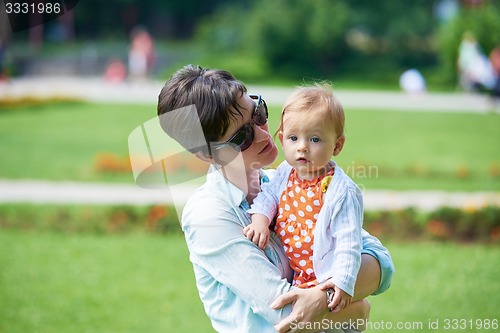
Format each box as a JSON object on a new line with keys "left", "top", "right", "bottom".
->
{"left": 249, "top": 160, "right": 362, "bottom": 296}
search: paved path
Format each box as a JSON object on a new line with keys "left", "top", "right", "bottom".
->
{"left": 1, "top": 179, "right": 499, "bottom": 212}
{"left": 1, "top": 76, "right": 498, "bottom": 112}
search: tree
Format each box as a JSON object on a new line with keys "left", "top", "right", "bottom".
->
{"left": 195, "top": 0, "right": 442, "bottom": 80}
{"left": 245, "top": 0, "right": 350, "bottom": 77}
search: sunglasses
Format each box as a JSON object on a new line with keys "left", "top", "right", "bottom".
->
{"left": 211, "top": 95, "right": 268, "bottom": 153}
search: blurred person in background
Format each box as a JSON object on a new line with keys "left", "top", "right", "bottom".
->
{"left": 457, "top": 31, "right": 494, "bottom": 92}
{"left": 0, "top": 9, "right": 10, "bottom": 82}
{"left": 488, "top": 46, "right": 500, "bottom": 104}
{"left": 399, "top": 69, "right": 427, "bottom": 97}
{"left": 0, "top": 37, "right": 7, "bottom": 82}
{"left": 104, "top": 58, "right": 127, "bottom": 84}
{"left": 128, "top": 26, "right": 156, "bottom": 81}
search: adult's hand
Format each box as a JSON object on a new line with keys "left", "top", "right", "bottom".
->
{"left": 271, "top": 286, "right": 328, "bottom": 333}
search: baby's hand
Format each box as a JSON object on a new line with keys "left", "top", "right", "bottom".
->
{"left": 320, "top": 280, "right": 352, "bottom": 313}
{"left": 243, "top": 219, "right": 270, "bottom": 250}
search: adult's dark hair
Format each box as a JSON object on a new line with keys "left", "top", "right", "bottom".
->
{"left": 157, "top": 65, "right": 247, "bottom": 156}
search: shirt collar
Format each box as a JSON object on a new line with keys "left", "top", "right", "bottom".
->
{"left": 206, "top": 165, "right": 246, "bottom": 208}
{"left": 206, "top": 165, "right": 271, "bottom": 208}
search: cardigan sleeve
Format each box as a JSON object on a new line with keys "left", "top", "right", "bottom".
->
{"left": 328, "top": 185, "right": 363, "bottom": 296}
{"left": 248, "top": 162, "right": 291, "bottom": 222}
{"left": 313, "top": 167, "right": 363, "bottom": 297}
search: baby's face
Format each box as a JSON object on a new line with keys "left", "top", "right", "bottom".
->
{"left": 280, "top": 112, "right": 340, "bottom": 180}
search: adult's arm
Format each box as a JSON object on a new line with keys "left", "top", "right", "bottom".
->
{"left": 183, "top": 200, "right": 293, "bottom": 325}
{"left": 184, "top": 197, "right": 354, "bottom": 328}
{"left": 272, "top": 285, "right": 371, "bottom": 333}
{"left": 273, "top": 253, "right": 378, "bottom": 333}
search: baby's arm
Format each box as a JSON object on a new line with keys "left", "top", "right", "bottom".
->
{"left": 246, "top": 163, "right": 291, "bottom": 249}
{"left": 244, "top": 213, "right": 271, "bottom": 249}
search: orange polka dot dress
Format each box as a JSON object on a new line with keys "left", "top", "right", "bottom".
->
{"left": 274, "top": 168, "right": 335, "bottom": 288}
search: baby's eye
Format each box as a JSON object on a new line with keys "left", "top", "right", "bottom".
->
{"left": 289, "top": 135, "right": 298, "bottom": 142}
{"left": 311, "top": 137, "right": 320, "bottom": 143}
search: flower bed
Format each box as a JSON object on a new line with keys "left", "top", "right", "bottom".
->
{"left": 1, "top": 204, "right": 499, "bottom": 243}
{"left": 364, "top": 206, "right": 500, "bottom": 243}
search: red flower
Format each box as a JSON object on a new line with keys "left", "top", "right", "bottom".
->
{"left": 426, "top": 220, "right": 449, "bottom": 239}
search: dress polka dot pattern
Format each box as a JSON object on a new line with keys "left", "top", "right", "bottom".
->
{"left": 274, "top": 168, "right": 335, "bottom": 288}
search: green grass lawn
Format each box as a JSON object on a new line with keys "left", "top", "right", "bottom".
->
{"left": 0, "top": 101, "right": 499, "bottom": 191}
{"left": 1, "top": 230, "right": 499, "bottom": 333}
{"left": 0, "top": 101, "right": 152, "bottom": 183}
{"left": 332, "top": 108, "right": 500, "bottom": 191}
{"left": 0, "top": 230, "right": 213, "bottom": 333}
{"left": 369, "top": 242, "right": 500, "bottom": 332}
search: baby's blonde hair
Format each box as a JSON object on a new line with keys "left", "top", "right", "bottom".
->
{"left": 276, "top": 83, "right": 345, "bottom": 139}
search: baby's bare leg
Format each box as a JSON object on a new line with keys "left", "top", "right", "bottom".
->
{"left": 353, "top": 254, "right": 381, "bottom": 301}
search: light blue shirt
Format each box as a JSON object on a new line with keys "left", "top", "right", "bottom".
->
{"left": 181, "top": 165, "right": 395, "bottom": 332}
{"left": 181, "top": 166, "right": 294, "bottom": 332}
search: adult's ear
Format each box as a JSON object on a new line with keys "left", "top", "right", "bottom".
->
{"left": 333, "top": 135, "right": 345, "bottom": 156}
{"left": 194, "top": 151, "right": 214, "bottom": 164}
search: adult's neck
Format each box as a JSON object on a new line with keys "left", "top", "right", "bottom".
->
{"left": 220, "top": 165, "right": 261, "bottom": 205}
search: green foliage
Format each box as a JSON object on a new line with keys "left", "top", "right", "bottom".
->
{"left": 195, "top": 0, "right": 351, "bottom": 77}
{"left": 346, "top": 1, "right": 438, "bottom": 67}
{"left": 437, "top": 1, "right": 500, "bottom": 85}
{"left": 195, "top": 4, "right": 248, "bottom": 52}
{"left": 192, "top": 0, "right": 500, "bottom": 86}
{"left": 194, "top": 0, "right": 442, "bottom": 80}
{"left": 11, "top": 0, "right": 499, "bottom": 88}
{"left": 70, "top": 0, "right": 234, "bottom": 39}
{"left": 243, "top": 0, "right": 350, "bottom": 77}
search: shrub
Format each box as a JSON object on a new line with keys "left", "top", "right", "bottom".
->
{"left": 364, "top": 206, "right": 500, "bottom": 243}
{"left": 1, "top": 204, "right": 499, "bottom": 243}
{"left": 0, "top": 204, "right": 181, "bottom": 235}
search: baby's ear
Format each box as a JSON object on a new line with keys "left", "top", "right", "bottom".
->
{"left": 333, "top": 135, "right": 345, "bottom": 156}
{"left": 278, "top": 132, "right": 284, "bottom": 145}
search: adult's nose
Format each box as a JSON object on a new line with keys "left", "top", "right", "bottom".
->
{"left": 253, "top": 122, "right": 270, "bottom": 143}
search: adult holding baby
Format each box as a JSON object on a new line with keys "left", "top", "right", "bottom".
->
{"left": 157, "top": 65, "right": 394, "bottom": 333}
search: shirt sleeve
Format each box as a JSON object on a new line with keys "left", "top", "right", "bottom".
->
{"left": 183, "top": 200, "right": 293, "bottom": 325}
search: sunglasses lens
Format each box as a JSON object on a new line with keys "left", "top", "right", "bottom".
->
{"left": 253, "top": 98, "right": 268, "bottom": 126}
{"left": 212, "top": 95, "right": 266, "bottom": 153}
{"left": 231, "top": 124, "right": 254, "bottom": 151}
